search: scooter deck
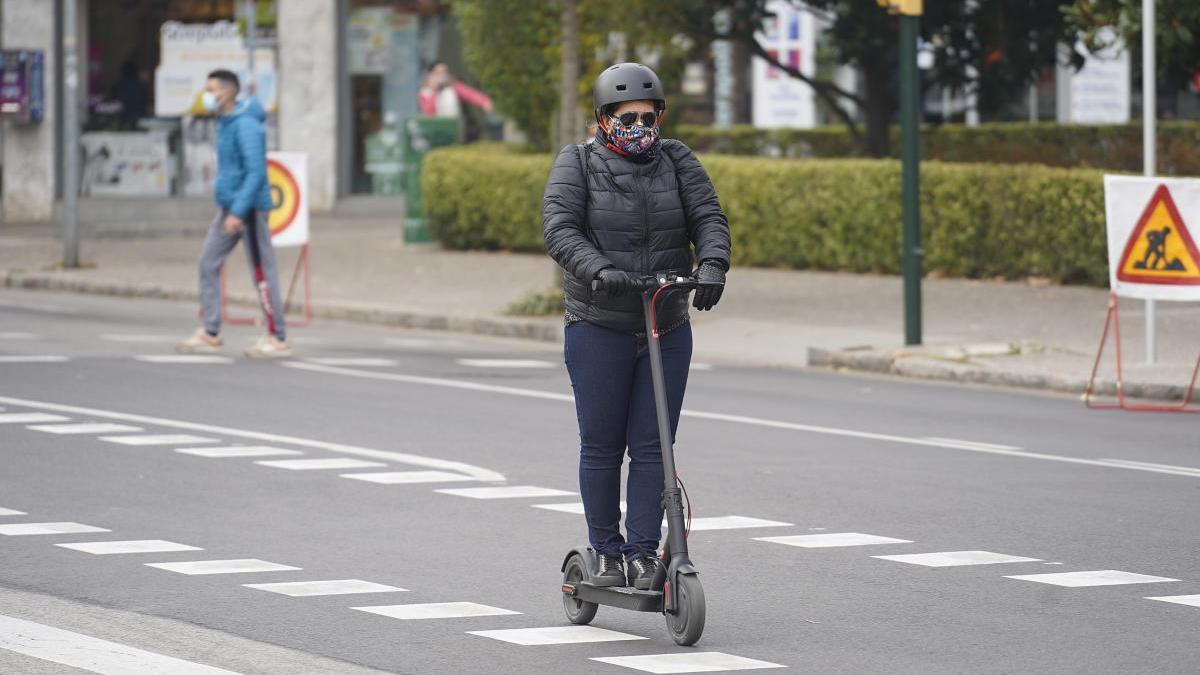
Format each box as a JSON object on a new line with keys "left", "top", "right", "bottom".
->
{"left": 570, "top": 581, "right": 663, "bottom": 613}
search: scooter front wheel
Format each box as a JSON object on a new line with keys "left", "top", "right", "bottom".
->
{"left": 562, "top": 554, "right": 598, "bottom": 625}
{"left": 665, "top": 573, "right": 705, "bottom": 646}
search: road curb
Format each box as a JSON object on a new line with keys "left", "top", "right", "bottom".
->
{"left": 807, "top": 346, "right": 1195, "bottom": 403}
{"left": 2, "top": 271, "right": 564, "bottom": 344}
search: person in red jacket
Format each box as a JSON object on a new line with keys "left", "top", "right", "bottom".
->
{"left": 417, "top": 62, "right": 492, "bottom": 118}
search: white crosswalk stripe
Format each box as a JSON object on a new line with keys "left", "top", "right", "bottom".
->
{"left": 135, "top": 355, "right": 234, "bottom": 364}
{"left": 243, "top": 580, "right": 407, "bottom": 597}
{"left": 684, "top": 516, "right": 793, "bottom": 531}
{"left": 0, "top": 355, "right": 68, "bottom": 363}
{"left": 352, "top": 602, "right": 520, "bottom": 620}
{"left": 532, "top": 502, "right": 625, "bottom": 515}
{"left": 28, "top": 423, "right": 144, "bottom": 435}
{"left": 304, "top": 357, "right": 397, "bottom": 367}
{"left": 468, "top": 626, "right": 647, "bottom": 646}
{"left": 0, "top": 522, "right": 110, "bottom": 536}
{"left": 456, "top": 359, "right": 556, "bottom": 369}
{"left": 874, "top": 551, "right": 1041, "bottom": 567}
{"left": 1146, "top": 595, "right": 1200, "bottom": 608}
{"left": 101, "top": 434, "right": 220, "bottom": 446}
{"left": 1006, "top": 570, "right": 1178, "bottom": 587}
{"left": 100, "top": 334, "right": 177, "bottom": 343}
{"left": 175, "top": 446, "right": 304, "bottom": 458}
{"left": 341, "top": 470, "right": 478, "bottom": 484}
{"left": 436, "top": 486, "right": 576, "bottom": 499}
{"left": 0, "top": 413, "right": 70, "bottom": 424}
{"left": 756, "top": 532, "right": 912, "bottom": 548}
{"left": 591, "top": 652, "right": 786, "bottom": 673}
{"left": 146, "top": 559, "right": 301, "bottom": 575}
{"left": 56, "top": 540, "right": 203, "bottom": 555}
{"left": 0, "top": 614, "right": 244, "bottom": 675}
{"left": 0, "top": 507, "right": 26, "bottom": 516}
{"left": 256, "top": 458, "right": 386, "bottom": 471}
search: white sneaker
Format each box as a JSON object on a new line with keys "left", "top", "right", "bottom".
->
{"left": 245, "top": 334, "right": 292, "bottom": 359}
{"left": 176, "top": 329, "right": 223, "bottom": 354}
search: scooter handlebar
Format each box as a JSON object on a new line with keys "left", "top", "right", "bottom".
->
{"left": 591, "top": 274, "right": 699, "bottom": 295}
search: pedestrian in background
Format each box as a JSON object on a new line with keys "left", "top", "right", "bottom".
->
{"left": 542, "top": 62, "right": 730, "bottom": 589}
{"left": 176, "top": 69, "right": 291, "bottom": 358}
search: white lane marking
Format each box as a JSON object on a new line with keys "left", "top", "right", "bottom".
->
{"left": 176, "top": 446, "right": 304, "bottom": 458}
{"left": 923, "top": 437, "right": 1022, "bottom": 451}
{"left": 0, "top": 396, "right": 505, "bottom": 482}
{"left": 683, "top": 516, "right": 793, "bottom": 531}
{"left": 0, "top": 299, "right": 78, "bottom": 314}
{"left": 134, "top": 355, "right": 234, "bottom": 364}
{"left": 689, "top": 362, "right": 714, "bottom": 371}
{"left": 1006, "top": 570, "right": 1178, "bottom": 587}
{"left": 383, "top": 337, "right": 435, "bottom": 348}
{"left": 456, "top": 359, "right": 556, "bottom": 369}
{"left": 341, "top": 470, "right": 479, "bottom": 484}
{"left": 1147, "top": 595, "right": 1200, "bottom": 608}
{"left": 0, "top": 413, "right": 69, "bottom": 424}
{"left": 874, "top": 551, "right": 1041, "bottom": 567}
{"left": 0, "top": 613, "right": 243, "bottom": 675}
{"left": 468, "top": 626, "right": 647, "bottom": 646}
{"left": 146, "top": 559, "right": 301, "bottom": 575}
{"left": 282, "top": 362, "right": 1193, "bottom": 480}
{"left": 243, "top": 579, "right": 408, "bottom": 596}
{"left": 591, "top": 652, "right": 786, "bottom": 673}
{"left": 99, "top": 334, "right": 176, "bottom": 344}
{"left": 0, "top": 332, "right": 40, "bottom": 339}
{"left": 29, "top": 423, "right": 143, "bottom": 435}
{"left": 256, "top": 458, "right": 386, "bottom": 471}
{"left": 756, "top": 532, "right": 913, "bottom": 548}
{"left": 532, "top": 502, "right": 625, "bottom": 515}
{"left": 101, "top": 434, "right": 220, "bottom": 446}
{"left": 436, "top": 486, "right": 577, "bottom": 499}
{"left": 0, "top": 355, "right": 68, "bottom": 363}
{"left": 0, "top": 507, "right": 27, "bottom": 516}
{"left": 304, "top": 357, "right": 397, "bottom": 367}
{"left": 1098, "top": 458, "right": 1200, "bottom": 477}
{"left": 56, "top": 540, "right": 203, "bottom": 555}
{"left": 0, "top": 522, "right": 110, "bottom": 536}
{"left": 352, "top": 602, "right": 520, "bottom": 620}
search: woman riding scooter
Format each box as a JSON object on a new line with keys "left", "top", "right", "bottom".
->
{"left": 542, "top": 63, "right": 731, "bottom": 590}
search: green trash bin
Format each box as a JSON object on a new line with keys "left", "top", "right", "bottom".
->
{"left": 403, "top": 117, "right": 460, "bottom": 243}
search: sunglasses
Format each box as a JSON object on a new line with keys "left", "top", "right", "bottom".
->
{"left": 610, "top": 111, "right": 660, "bottom": 128}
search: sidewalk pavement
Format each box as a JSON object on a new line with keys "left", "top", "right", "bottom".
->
{"left": 2, "top": 215, "right": 1198, "bottom": 403}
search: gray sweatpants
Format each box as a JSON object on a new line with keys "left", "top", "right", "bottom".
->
{"left": 198, "top": 208, "right": 287, "bottom": 340}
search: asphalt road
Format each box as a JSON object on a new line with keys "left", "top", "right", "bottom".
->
{"left": 1, "top": 288, "right": 1197, "bottom": 675}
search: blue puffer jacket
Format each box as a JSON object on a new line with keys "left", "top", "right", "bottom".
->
{"left": 214, "top": 97, "right": 273, "bottom": 218}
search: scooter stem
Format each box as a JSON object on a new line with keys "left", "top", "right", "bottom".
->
{"left": 641, "top": 291, "right": 688, "bottom": 561}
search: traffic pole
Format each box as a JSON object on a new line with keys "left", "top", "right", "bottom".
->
{"left": 62, "top": 0, "right": 81, "bottom": 268}
{"left": 1142, "top": 0, "right": 1156, "bottom": 364}
{"left": 899, "top": 10, "right": 922, "bottom": 345}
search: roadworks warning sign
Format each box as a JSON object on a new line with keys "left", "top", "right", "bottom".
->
{"left": 1105, "top": 176, "right": 1200, "bottom": 301}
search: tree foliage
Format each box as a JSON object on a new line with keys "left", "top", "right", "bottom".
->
{"left": 1065, "top": 0, "right": 1200, "bottom": 88}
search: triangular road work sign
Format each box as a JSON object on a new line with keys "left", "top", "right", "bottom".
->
{"left": 1116, "top": 185, "right": 1200, "bottom": 285}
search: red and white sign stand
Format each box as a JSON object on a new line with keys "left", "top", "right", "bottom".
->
{"left": 1085, "top": 176, "right": 1200, "bottom": 412}
{"left": 221, "top": 152, "right": 312, "bottom": 328}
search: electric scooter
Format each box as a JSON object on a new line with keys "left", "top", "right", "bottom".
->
{"left": 560, "top": 272, "right": 714, "bottom": 647}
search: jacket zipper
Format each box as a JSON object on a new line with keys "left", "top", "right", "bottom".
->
{"left": 637, "top": 177, "right": 649, "bottom": 276}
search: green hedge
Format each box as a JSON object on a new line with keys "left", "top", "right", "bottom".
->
{"left": 675, "top": 122, "right": 1200, "bottom": 176}
{"left": 423, "top": 144, "right": 1109, "bottom": 285}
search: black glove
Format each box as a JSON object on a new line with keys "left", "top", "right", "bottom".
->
{"left": 594, "top": 268, "right": 635, "bottom": 297}
{"left": 692, "top": 260, "right": 726, "bottom": 311}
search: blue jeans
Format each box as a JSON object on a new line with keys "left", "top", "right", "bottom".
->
{"left": 564, "top": 320, "right": 692, "bottom": 560}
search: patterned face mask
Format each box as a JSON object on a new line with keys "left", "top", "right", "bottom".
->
{"left": 607, "top": 113, "right": 661, "bottom": 155}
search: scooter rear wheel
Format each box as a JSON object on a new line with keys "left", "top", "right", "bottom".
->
{"left": 665, "top": 573, "right": 705, "bottom": 646}
{"left": 562, "top": 554, "right": 598, "bottom": 625}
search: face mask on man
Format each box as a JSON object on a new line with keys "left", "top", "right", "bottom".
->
{"left": 201, "top": 91, "right": 222, "bottom": 114}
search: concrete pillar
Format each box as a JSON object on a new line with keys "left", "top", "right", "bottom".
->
{"left": 1, "top": 0, "right": 56, "bottom": 222}
{"left": 277, "top": 0, "right": 338, "bottom": 212}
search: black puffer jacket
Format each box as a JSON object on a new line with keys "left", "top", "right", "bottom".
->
{"left": 542, "top": 139, "right": 731, "bottom": 333}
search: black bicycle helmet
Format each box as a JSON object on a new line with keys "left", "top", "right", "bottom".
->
{"left": 593, "top": 62, "right": 665, "bottom": 120}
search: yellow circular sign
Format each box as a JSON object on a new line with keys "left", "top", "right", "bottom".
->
{"left": 267, "top": 159, "right": 300, "bottom": 236}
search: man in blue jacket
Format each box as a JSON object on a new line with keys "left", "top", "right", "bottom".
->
{"left": 177, "top": 69, "right": 290, "bottom": 358}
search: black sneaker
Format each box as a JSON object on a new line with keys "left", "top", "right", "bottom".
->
{"left": 626, "top": 555, "right": 659, "bottom": 590}
{"left": 593, "top": 553, "right": 626, "bottom": 587}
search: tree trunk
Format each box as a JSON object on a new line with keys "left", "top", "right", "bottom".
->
{"left": 862, "top": 65, "right": 893, "bottom": 157}
{"left": 557, "top": 0, "right": 581, "bottom": 150}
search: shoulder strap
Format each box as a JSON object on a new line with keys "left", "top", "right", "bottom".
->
{"left": 575, "top": 143, "right": 589, "bottom": 195}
